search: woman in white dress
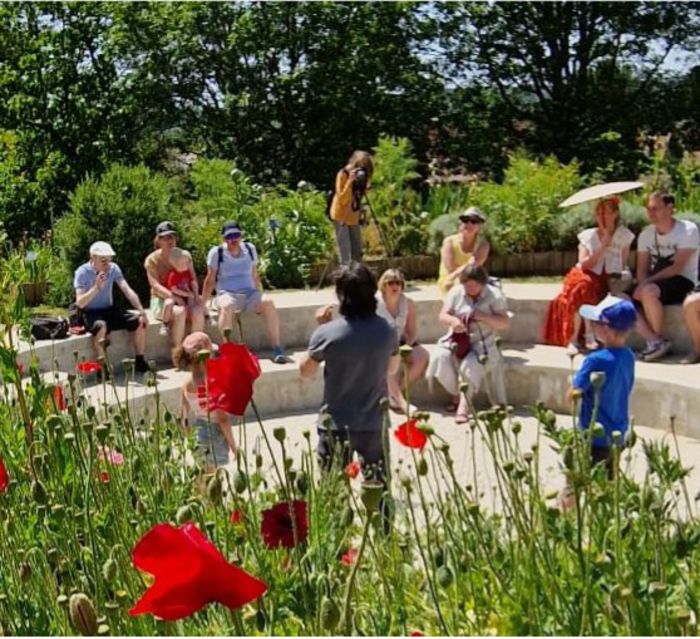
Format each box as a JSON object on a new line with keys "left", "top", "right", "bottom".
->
{"left": 376, "top": 269, "right": 430, "bottom": 414}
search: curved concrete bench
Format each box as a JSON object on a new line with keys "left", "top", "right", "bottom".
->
{"left": 73, "top": 343, "right": 700, "bottom": 439}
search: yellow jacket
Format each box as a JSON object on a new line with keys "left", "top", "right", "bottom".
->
{"left": 330, "top": 169, "right": 360, "bottom": 226}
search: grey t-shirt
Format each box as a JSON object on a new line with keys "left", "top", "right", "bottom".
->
{"left": 308, "top": 315, "right": 398, "bottom": 433}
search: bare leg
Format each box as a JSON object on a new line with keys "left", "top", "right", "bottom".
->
{"left": 161, "top": 298, "right": 175, "bottom": 325}
{"left": 258, "top": 297, "right": 281, "bottom": 348}
{"left": 93, "top": 323, "right": 108, "bottom": 359}
{"left": 217, "top": 296, "right": 236, "bottom": 335}
{"left": 683, "top": 293, "right": 700, "bottom": 354}
{"left": 133, "top": 323, "right": 146, "bottom": 357}
{"left": 634, "top": 283, "right": 664, "bottom": 339}
{"left": 170, "top": 305, "right": 188, "bottom": 350}
{"left": 189, "top": 303, "right": 205, "bottom": 333}
{"left": 407, "top": 345, "right": 430, "bottom": 384}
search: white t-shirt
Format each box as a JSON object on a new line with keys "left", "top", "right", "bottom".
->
{"left": 637, "top": 219, "right": 700, "bottom": 285}
{"left": 577, "top": 226, "right": 635, "bottom": 275}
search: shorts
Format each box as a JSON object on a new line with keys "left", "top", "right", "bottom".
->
{"left": 215, "top": 289, "right": 263, "bottom": 314}
{"left": 84, "top": 307, "right": 140, "bottom": 336}
{"left": 655, "top": 275, "right": 694, "bottom": 305}
{"left": 194, "top": 419, "right": 230, "bottom": 468}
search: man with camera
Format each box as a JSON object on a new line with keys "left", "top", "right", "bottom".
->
{"left": 633, "top": 191, "right": 699, "bottom": 361}
{"left": 329, "top": 150, "right": 374, "bottom": 264}
{"left": 74, "top": 241, "right": 150, "bottom": 373}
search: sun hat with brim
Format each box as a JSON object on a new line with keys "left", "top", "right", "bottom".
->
{"left": 181, "top": 331, "right": 218, "bottom": 355}
{"left": 221, "top": 221, "right": 242, "bottom": 239}
{"left": 155, "top": 221, "right": 177, "bottom": 237}
{"left": 459, "top": 207, "right": 486, "bottom": 223}
{"left": 89, "top": 241, "right": 116, "bottom": 257}
{"left": 579, "top": 295, "right": 637, "bottom": 331}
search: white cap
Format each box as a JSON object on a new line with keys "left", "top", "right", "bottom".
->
{"left": 89, "top": 241, "right": 116, "bottom": 257}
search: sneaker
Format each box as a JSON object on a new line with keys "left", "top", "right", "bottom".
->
{"left": 134, "top": 357, "right": 150, "bottom": 373}
{"left": 159, "top": 323, "right": 169, "bottom": 336}
{"left": 272, "top": 346, "right": 288, "bottom": 364}
{"left": 643, "top": 339, "right": 672, "bottom": 362}
{"left": 680, "top": 352, "right": 700, "bottom": 365}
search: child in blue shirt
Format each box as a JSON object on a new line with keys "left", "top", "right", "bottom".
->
{"left": 560, "top": 295, "right": 636, "bottom": 508}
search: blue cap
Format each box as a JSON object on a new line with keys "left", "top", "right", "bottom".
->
{"left": 579, "top": 295, "right": 637, "bottom": 331}
{"left": 221, "top": 221, "right": 242, "bottom": 239}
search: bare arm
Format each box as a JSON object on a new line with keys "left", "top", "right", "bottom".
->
{"left": 403, "top": 298, "right": 418, "bottom": 346}
{"left": 299, "top": 351, "right": 320, "bottom": 379}
{"left": 636, "top": 251, "right": 650, "bottom": 285}
{"left": 252, "top": 264, "right": 262, "bottom": 291}
{"left": 471, "top": 308, "right": 511, "bottom": 332}
{"left": 438, "top": 299, "right": 465, "bottom": 332}
{"left": 202, "top": 267, "right": 217, "bottom": 304}
{"left": 117, "top": 279, "right": 148, "bottom": 325}
{"left": 645, "top": 247, "right": 695, "bottom": 284}
{"left": 472, "top": 239, "right": 490, "bottom": 267}
{"left": 146, "top": 265, "right": 171, "bottom": 299}
{"left": 387, "top": 353, "right": 400, "bottom": 377}
{"left": 75, "top": 284, "right": 101, "bottom": 309}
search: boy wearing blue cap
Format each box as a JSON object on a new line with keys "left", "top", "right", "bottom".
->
{"left": 559, "top": 295, "right": 636, "bottom": 509}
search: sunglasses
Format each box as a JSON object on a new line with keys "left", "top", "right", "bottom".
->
{"left": 386, "top": 280, "right": 403, "bottom": 287}
{"left": 463, "top": 217, "right": 482, "bottom": 225}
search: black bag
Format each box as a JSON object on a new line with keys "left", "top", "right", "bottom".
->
{"left": 650, "top": 231, "right": 674, "bottom": 275}
{"left": 30, "top": 316, "right": 69, "bottom": 341}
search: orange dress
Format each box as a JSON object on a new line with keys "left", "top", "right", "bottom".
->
{"left": 543, "top": 267, "right": 608, "bottom": 346}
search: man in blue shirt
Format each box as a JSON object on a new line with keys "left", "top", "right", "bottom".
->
{"left": 74, "top": 241, "right": 150, "bottom": 373}
{"left": 201, "top": 221, "right": 287, "bottom": 363}
{"left": 559, "top": 295, "right": 636, "bottom": 509}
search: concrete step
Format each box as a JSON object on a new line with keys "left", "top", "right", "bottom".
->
{"left": 74, "top": 343, "right": 700, "bottom": 439}
{"left": 18, "top": 282, "right": 695, "bottom": 374}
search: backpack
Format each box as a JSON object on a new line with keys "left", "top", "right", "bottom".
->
{"left": 215, "top": 243, "right": 255, "bottom": 286}
{"left": 30, "top": 316, "right": 69, "bottom": 341}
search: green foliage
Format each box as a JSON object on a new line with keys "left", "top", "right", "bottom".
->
{"left": 51, "top": 165, "right": 177, "bottom": 305}
{"left": 469, "top": 153, "right": 582, "bottom": 254}
{"left": 369, "top": 136, "right": 429, "bottom": 256}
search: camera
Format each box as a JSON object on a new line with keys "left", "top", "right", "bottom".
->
{"left": 352, "top": 168, "right": 368, "bottom": 195}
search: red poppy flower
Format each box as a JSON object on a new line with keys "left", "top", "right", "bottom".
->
{"left": 77, "top": 361, "right": 102, "bottom": 374}
{"left": 394, "top": 419, "right": 428, "bottom": 450}
{"left": 410, "top": 632, "right": 425, "bottom": 636}
{"left": 52, "top": 385, "right": 67, "bottom": 411}
{"left": 0, "top": 458, "right": 8, "bottom": 492}
{"left": 100, "top": 471, "right": 110, "bottom": 484}
{"left": 346, "top": 461, "right": 361, "bottom": 480}
{"left": 16, "top": 362, "right": 25, "bottom": 377}
{"left": 230, "top": 509, "right": 244, "bottom": 526}
{"left": 130, "top": 522, "right": 267, "bottom": 621}
{"left": 340, "top": 547, "right": 358, "bottom": 567}
{"left": 197, "top": 343, "right": 261, "bottom": 416}
{"left": 261, "top": 500, "right": 308, "bottom": 549}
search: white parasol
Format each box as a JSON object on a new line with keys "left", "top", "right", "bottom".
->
{"left": 559, "top": 181, "right": 644, "bottom": 208}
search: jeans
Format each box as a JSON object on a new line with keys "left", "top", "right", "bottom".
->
{"left": 334, "top": 222, "right": 362, "bottom": 264}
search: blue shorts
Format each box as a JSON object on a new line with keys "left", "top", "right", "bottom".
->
{"left": 194, "top": 419, "right": 230, "bottom": 468}
{"left": 215, "top": 289, "right": 263, "bottom": 313}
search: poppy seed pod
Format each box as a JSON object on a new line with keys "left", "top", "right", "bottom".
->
{"left": 512, "top": 421, "right": 522, "bottom": 435}
{"left": 196, "top": 349, "right": 211, "bottom": 364}
{"left": 233, "top": 471, "right": 248, "bottom": 495}
{"left": 591, "top": 424, "right": 606, "bottom": 440}
{"left": 361, "top": 481, "right": 384, "bottom": 513}
{"left": 416, "top": 457, "right": 429, "bottom": 476}
{"left": 320, "top": 596, "right": 340, "bottom": 630}
{"left": 417, "top": 422, "right": 434, "bottom": 436}
{"left": 432, "top": 547, "right": 445, "bottom": 567}
{"left": 255, "top": 453, "right": 263, "bottom": 468}
{"left": 436, "top": 565, "right": 454, "bottom": 588}
{"left": 272, "top": 427, "right": 286, "bottom": 442}
{"left": 571, "top": 388, "right": 583, "bottom": 401}
{"left": 295, "top": 472, "right": 308, "bottom": 495}
{"left": 590, "top": 371, "right": 606, "bottom": 390}
{"left": 648, "top": 581, "right": 667, "bottom": 601}
{"left": 611, "top": 430, "right": 623, "bottom": 444}
{"left": 459, "top": 381, "right": 469, "bottom": 393}
{"left": 379, "top": 397, "right": 390, "bottom": 412}
{"left": 69, "top": 593, "right": 98, "bottom": 636}
{"left": 207, "top": 474, "right": 223, "bottom": 503}
{"left": 399, "top": 344, "right": 413, "bottom": 359}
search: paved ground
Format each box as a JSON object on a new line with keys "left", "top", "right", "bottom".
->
{"left": 224, "top": 407, "right": 700, "bottom": 517}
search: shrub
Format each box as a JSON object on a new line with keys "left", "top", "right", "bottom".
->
{"left": 469, "top": 153, "right": 582, "bottom": 254}
{"left": 51, "top": 164, "right": 178, "bottom": 306}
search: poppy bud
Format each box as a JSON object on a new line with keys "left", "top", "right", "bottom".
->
{"left": 628, "top": 429, "right": 637, "bottom": 448}
{"left": 611, "top": 430, "right": 622, "bottom": 444}
{"left": 101, "top": 558, "right": 117, "bottom": 583}
{"left": 590, "top": 371, "right": 606, "bottom": 389}
{"left": 417, "top": 422, "right": 434, "bottom": 436}
{"left": 591, "top": 424, "right": 605, "bottom": 440}
{"left": 502, "top": 461, "right": 515, "bottom": 474}
{"left": 255, "top": 609, "right": 266, "bottom": 632}
{"left": 175, "top": 505, "right": 193, "bottom": 525}
{"left": 273, "top": 427, "right": 286, "bottom": 442}
{"left": 563, "top": 447, "right": 574, "bottom": 470}
{"left": 341, "top": 505, "right": 354, "bottom": 528}
{"left": 436, "top": 565, "right": 453, "bottom": 588}
{"left": 69, "top": 593, "right": 98, "bottom": 636}
{"left": 399, "top": 344, "right": 413, "bottom": 359}
{"left": 233, "top": 471, "right": 248, "bottom": 495}
{"left": 295, "top": 472, "right": 308, "bottom": 495}
{"left": 302, "top": 429, "right": 311, "bottom": 440}
{"left": 361, "top": 480, "right": 384, "bottom": 513}
{"left": 320, "top": 596, "right": 340, "bottom": 630}
{"left": 121, "top": 358, "right": 135, "bottom": 375}
{"left": 31, "top": 480, "right": 48, "bottom": 505}
{"left": 207, "top": 474, "right": 223, "bottom": 503}
{"left": 416, "top": 458, "right": 428, "bottom": 476}
{"left": 523, "top": 452, "right": 534, "bottom": 464}
{"left": 95, "top": 424, "right": 110, "bottom": 443}
{"left": 512, "top": 421, "right": 522, "bottom": 435}
{"left": 19, "top": 562, "right": 31, "bottom": 583}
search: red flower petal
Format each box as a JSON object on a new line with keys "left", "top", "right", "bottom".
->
{"left": 410, "top": 632, "right": 425, "bottom": 636}
{"left": 345, "top": 461, "right": 361, "bottom": 480}
{"left": 100, "top": 471, "right": 110, "bottom": 484}
{"left": 130, "top": 523, "right": 267, "bottom": 621}
{"left": 52, "top": 385, "right": 67, "bottom": 411}
{"left": 230, "top": 509, "right": 244, "bottom": 526}
{"left": 340, "top": 547, "right": 358, "bottom": 566}
{"left": 394, "top": 419, "right": 428, "bottom": 450}
{"left": 77, "top": 361, "right": 102, "bottom": 374}
{"left": 261, "top": 500, "right": 308, "bottom": 549}
{"left": 0, "top": 458, "right": 9, "bottom": 492}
